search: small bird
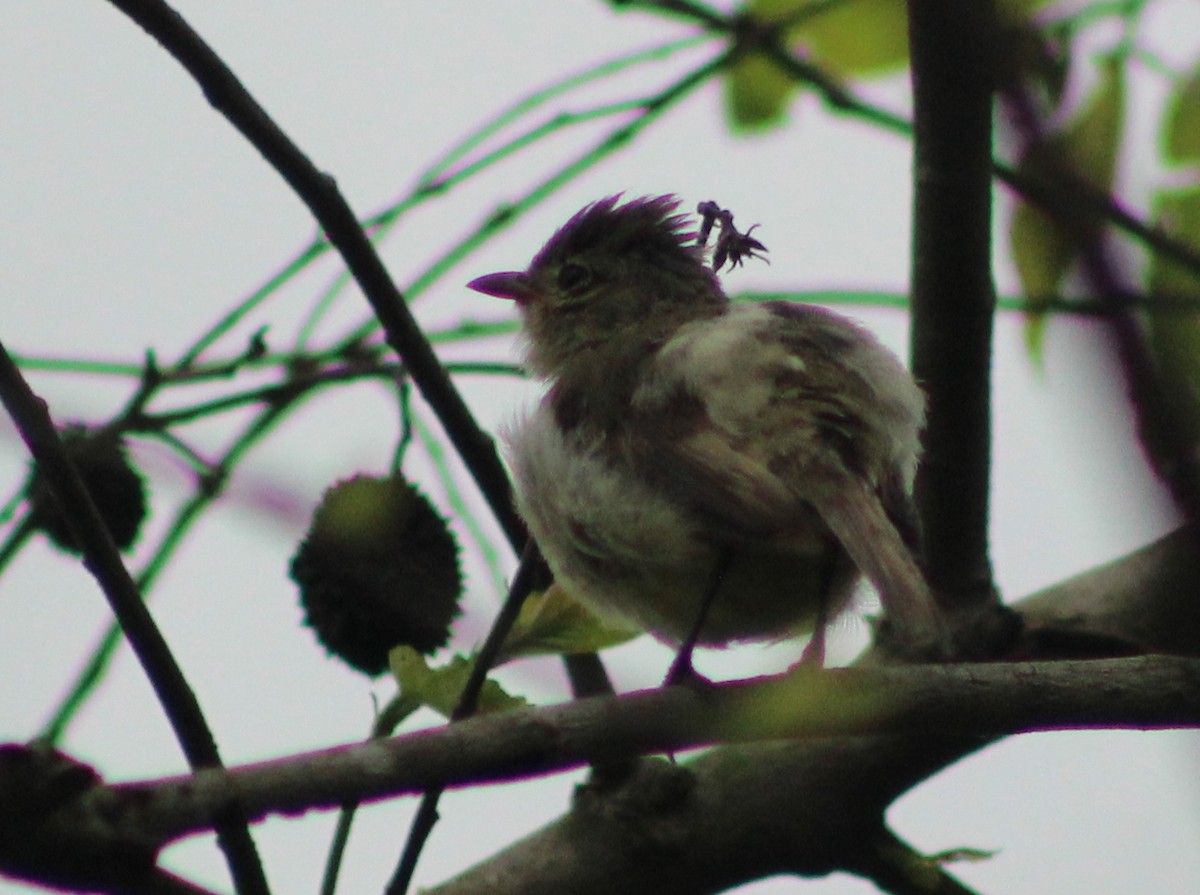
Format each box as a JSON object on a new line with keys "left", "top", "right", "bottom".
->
{"left": 468, "top": 195, "right": 944, "bottom": 671}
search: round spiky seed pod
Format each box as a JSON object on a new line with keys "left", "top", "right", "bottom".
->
{"left": 290, "top": 474, "right": 463, "bottom": 676}
{"left": 28, "top": 425, "right": 148, "bottom": 554}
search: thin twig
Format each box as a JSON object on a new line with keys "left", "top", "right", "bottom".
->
{"left": 386, "top": 541, "right": 544, "bottom": 895}
{"left": 105, "top": 0, "right": 526, "bottom": 550}
{"left": 747, "top": 14, "right": 1200, "bottom": 280}
{"left": 319, "top": 696, "right": 421, "bottom": 895}
{"left": 128, "top": 364, "right": 395, "bottom": 430}
{"left": 851, "top": 828, "right": 984, "bottom": 895}
{"left": 0, "top": 337, "right": 270, "bottom": 895}
{"left": 292, "top": 37, "right": 708, "bottom": 351}
{"left": 605, "top": 0, "right": 728, "bottom": 30}
{"left": 40, "top": 402, "right": 293, "bottom": 743}
{"left": 336, "top": 51, "right": 731, "bottom": 349}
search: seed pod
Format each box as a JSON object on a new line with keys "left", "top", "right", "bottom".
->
{"left": 28, "top": 425, "right": 148, "bottom": 554}
{"left": 290, "top": 474, "right": 463, "bottom": 676}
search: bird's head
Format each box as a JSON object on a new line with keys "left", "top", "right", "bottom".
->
{"left": 467, "top": 195, "right": 727, "bottom": 383}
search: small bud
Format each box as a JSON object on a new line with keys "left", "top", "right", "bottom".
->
{"left": 290, "top": 475, "right": 463, "bottom": 676}
{"left": 28, "top": 426, "right": 148, "bottom": 554}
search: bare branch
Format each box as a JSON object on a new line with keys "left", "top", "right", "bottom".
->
{"left": 425, "top": 655, "right": 1197, "bottom": 895}
{"left": 104, "top": 0, "right": 525, "bottom": 550}
{"left": 0, "top": 340, "right": 269, "bottom": 895}
{"left": 906, "top": 0, "right": 1003, "bottom": 627}
{"left": 5, "top": 523, "right": 1200, "bottom": 893}
{"left": 423, "top": 527, "right": 1200, "bottom": 894}
{"left": 16, "top": 655, "right": 1195, "bottom": 844}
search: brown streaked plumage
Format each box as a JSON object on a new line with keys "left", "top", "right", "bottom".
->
{"left": 469, "top": 194, "right": 944, "bottom": 657}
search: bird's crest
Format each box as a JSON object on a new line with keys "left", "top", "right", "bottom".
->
{"left": 530, "top": 194, "right": 705, "bottom": 271}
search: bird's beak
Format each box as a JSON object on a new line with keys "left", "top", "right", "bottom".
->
{"left": 467, "top": 271, "right": 532, "bottom": 303}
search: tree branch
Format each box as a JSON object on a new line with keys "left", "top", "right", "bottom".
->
{"left": 8, "top": 655, "right": 1194, "bottom": 855}
{"left": 424, "top": 526, "right": 1200, "bottom": 895}
{"left": 906, "top": 0, "right": 1003, "bottom": 631}
{"left": 1019, "top": 525, "right": 1200, "bottom": 658}
{"left": 0, "top": 341, "right": 269, "bottom": 895}
{"left": 1003, "top": 82, "right": 1200, "bottom": 522}
{"left": 103, "top": 0, "right": 526, "bottom": 551}
{"left": 849, "top": 828, "right": 984, "bottom": 895}
{"left": 4, "top": 524, "right": 1200, "bottom": 893}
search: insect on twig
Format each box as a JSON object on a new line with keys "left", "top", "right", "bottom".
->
{"left": 696, "top": 200, "right": 769, "bottom": 272}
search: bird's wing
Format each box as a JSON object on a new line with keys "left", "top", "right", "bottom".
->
{"left": 631, "top": 303, "right": 945, "bottom": 648}
{"left": 649, "top": 423, "right": 813, "bottom": 539}
{"left": 638, "top": 406, "right": 942, "bottom": 648}
{"left": 631, "top": 302, "right": 909, "bottom": 534}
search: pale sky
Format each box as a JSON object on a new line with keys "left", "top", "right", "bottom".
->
{"left": 1, "top": 3, "right": 1197, "bottom": 894}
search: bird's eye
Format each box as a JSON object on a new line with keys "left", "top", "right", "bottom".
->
{"left": 557, "top": 263, "right": 592, "bottom": 295}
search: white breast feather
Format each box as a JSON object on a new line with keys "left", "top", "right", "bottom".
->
{"left": 501, "top": 407, "right": 700, "bottom": 569}
{"left": 637, "top": 305, "right": 788, "bottom": 433}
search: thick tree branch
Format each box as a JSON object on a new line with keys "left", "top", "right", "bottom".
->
{"left": 906, "top": 1, "right": 1001, "bottom": 625}
{"left": 426, "top": 527, "right": 1200, "bottom": 895}
{"left": 1020, "top": 525, "right": 1200, "bottom": 658}
{"left": 416, "top": 655, "right": 1200, "bottom": 895}
{"left": 4, "top": 655, "right": 1194, "bottom": 869}
{"left": 430, "top": 739, "right": 982, "bottom": 895}
{"left": 4, "top": 525, "right": 1199, "bottom": 893}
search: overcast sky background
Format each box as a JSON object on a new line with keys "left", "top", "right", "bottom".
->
{"left": 2, "top": 2, "right": 1199, "bottom": 893}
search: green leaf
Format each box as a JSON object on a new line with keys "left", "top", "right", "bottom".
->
{"left": 1010, "top": 55, "right": 1126, "bottom": 358}
{"left": 1162, "top": 66, "right": 1200, "bottom": 166}
{"left": 1146, "top": 186, "right": 1200, "bottom": 367}
{"left": 1010, "top": 198, "right": 1072, "bottom": 360}
{"left": 1064, "top": 57, "right": 1126, "bottom": 189}
{"left": 728, "top": 0, "right": 908, "bottom": 130}
{"left": 748, "top": 0, "right": 909, "bottom": 76}
{"left": 389, "top": 646, "right": 528, "bottom": 719}
{"left": 746, "top": 0, "right": 1056, "bottom": 82}
{"left": 747, "top": 0, "right": 808, "bottom": 17}
{"left": 1011, "top": 198, "right": 1075, "bottom": 303}
{"left": 730, "top": 0, "right": 1055, "bottom": 130}
{"left": 1148, "top": 187, "right": 1200, "bottom": 297}
{"left": 498, "top": 583, "right": 640, "bottom": 663}
{"left": 725, "top": 52, "right": 795, "bottom": 131}
{"left": 1145, "top": 187, "right": 1200, "bottom": 448}
{"left": 796, "top": 0, "right": 909, "bottom": 75}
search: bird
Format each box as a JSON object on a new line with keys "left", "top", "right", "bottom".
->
{"left": 468, "top": 194, "right": 945, "bottom": 674}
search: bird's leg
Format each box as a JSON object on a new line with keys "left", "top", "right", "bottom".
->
{"left": 664, "top": 547, "right": 734, "bottom": 687}
{"left": 789, "top": 548, "right": 844, "bottom": 672}
{"left": 795, "top": 589, "right": 829, "bottom": 668}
